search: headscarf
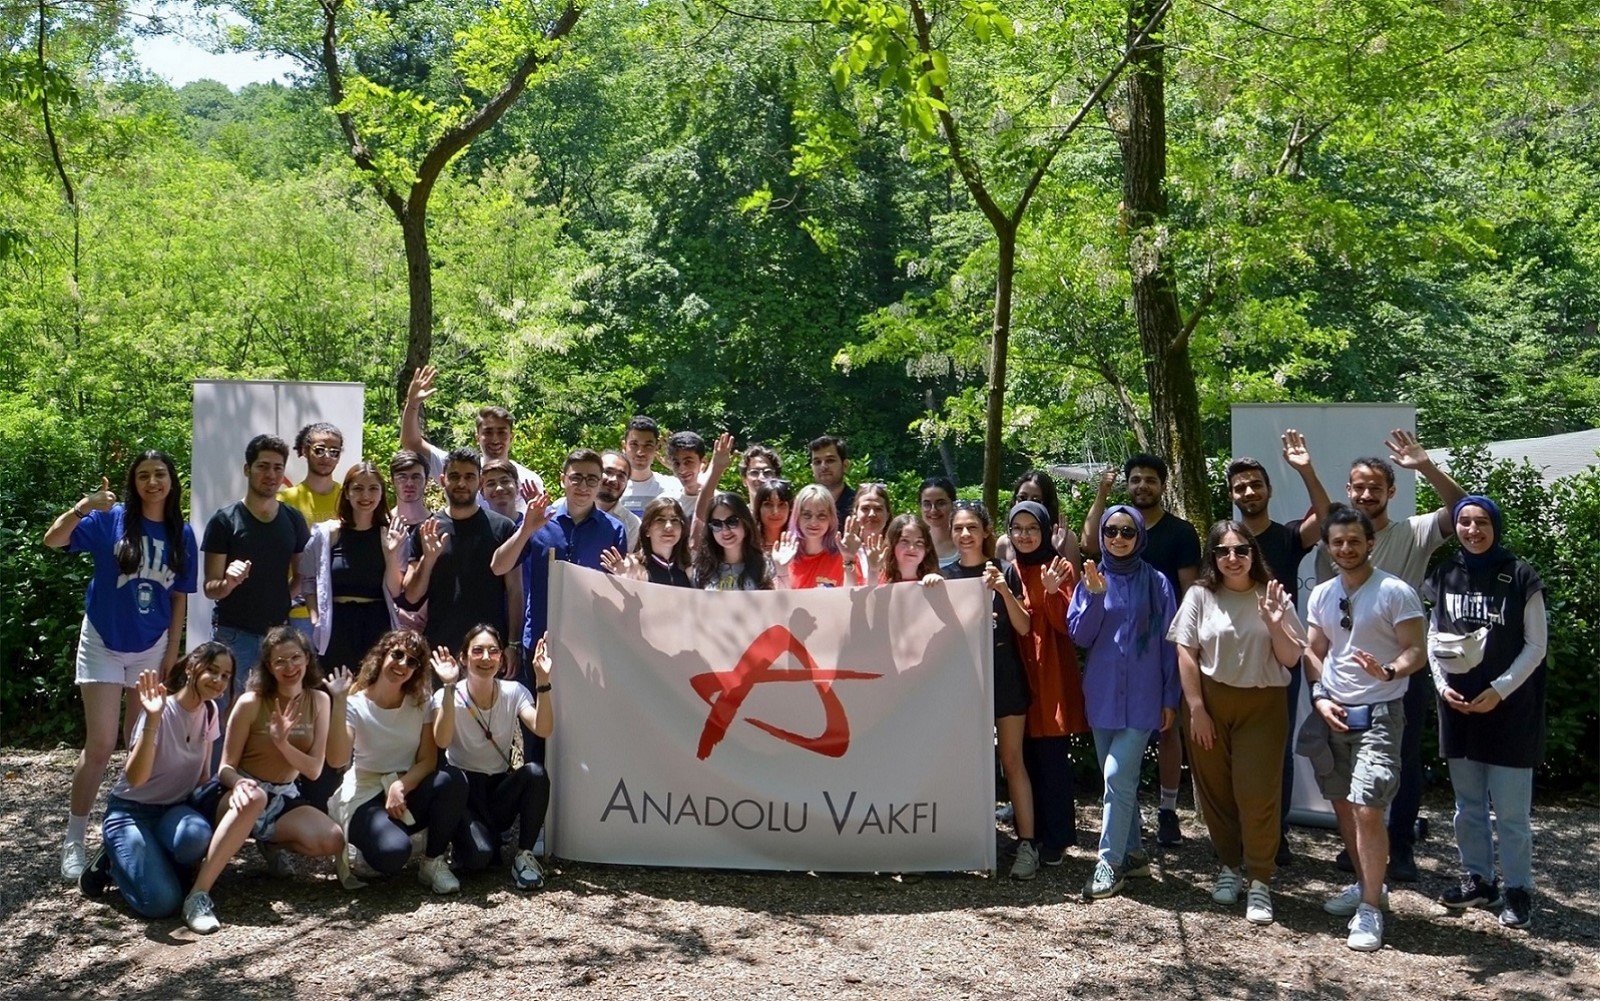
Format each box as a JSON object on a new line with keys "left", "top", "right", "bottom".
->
{"left": 1098, "top": 504, "right": 1167, "bottom": 656}
{"left": 1007, "top": 500, "right": 1057, "bottom": 567}
{"left": 1452, "top": 495, "right": 1511, "bottom": 570}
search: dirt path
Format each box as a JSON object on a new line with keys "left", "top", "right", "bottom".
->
{"left": 3, "top": 749, "right": 1596, "bottom": 1000}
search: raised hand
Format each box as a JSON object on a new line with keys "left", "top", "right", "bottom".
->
{"left": 1352, "top": 648, "right": 1389, "bottom": 681}
{"left": 407, "top": 364, "right": 438, "bottom": 406}
{"left": 531, "top": 633, "right": 553, "bottom": 686}
{"left": 383, "top": 517, "right": 409, "bottom": 556}
{"left": 419, "top": 519, "right": 447, "bottom": 560}
{"left": 1082, "top": 560, "right": 1107, "bottom": 595}
{"left": 981, "top": 561, "right": 1007, "bottom": 594}
{"left": 840, "top": 515, "right": 863, "bottom": 557}
{"left": 268, "top": 703, "right": 298, "bottom": 746}
{"left": 1041, "top": 555, "right": 1077, "bottom": 595}
{"left": 135, "top": 669, "right": 166, "bottom": 716}
{"left": 600, "top": 546, "right": 645, "bottom": 581}
{"left": 1281, "top": 428, "right": 1312, "bottom": 469}
{"left": 1257, "top": 579, "right": 1290, "bottom": 626}
{"left": 1096, "top": 465, "right": 1118, "bottom": 498}
{"left": 860, "top": 532, "right": 886, "bottom": 574}
{"left": 222, "top": 559, "right": 252, "bottom": 595}
{"left": 1051, "top": 523, "right": 1069, "bottom": 553}
{"left": 1385, "top": 428, "right": 1430, "bottom": 469}
{"left": 521, "top": 489, "right": 552, "bottom": 533}
{"left": 325, "top": 665, "right": 354, "bottom": 699}
{"left": 431, "top": 647, "right": 461, "bottom": 686}
{"left": 710, "top": 432, "right": 735, "bottom": 476}
{"left": 772, "top": 533, "right": 799, "bottom": 568}
{"left": 85, "top": 476, "right": 117, "bottom": 513}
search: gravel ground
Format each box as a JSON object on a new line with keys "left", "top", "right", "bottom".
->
{"left": 2, "top": 748, "right": 1596, "bottom": 1000}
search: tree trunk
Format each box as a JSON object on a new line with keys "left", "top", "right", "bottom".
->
{"left": 983, "top": 226, "right": 1017, "bottom": 515}
{"left": 1118, "top": 0, "right": 1210, "bottom": 529}
{"left": 399, "top": 209, "right": 433, "bottom": 407}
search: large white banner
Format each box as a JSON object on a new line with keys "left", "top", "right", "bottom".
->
{"left": 547, "top": 563, "right": 998, "bottom": 873}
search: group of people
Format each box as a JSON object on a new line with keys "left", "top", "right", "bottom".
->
{"left": 45, "top": 379, "right": 1547, "bottom": 953}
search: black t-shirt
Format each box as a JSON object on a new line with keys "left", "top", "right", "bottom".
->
{"left": 644, "top": 556, "right": 693, "bottom": 588}
{"left": 834, "top": 484, "right": 857, "bottom": 527}
{"left": 1250, "top": 518, "right": 1311, "bottom": 606}
{"left": 331, "top": 525, "right": 386, "bottom": 601}
{"left": 941, "top": 559, "right": 1025, "bottom": 654}
{"left": 1142, "top": 511, "right": 1201, "bottom": 597}
{"left": 202, "top": 501, "right": 310, "bottom": 634}
{"left": 407, "top": 507, "right": 516, "bottom": 651}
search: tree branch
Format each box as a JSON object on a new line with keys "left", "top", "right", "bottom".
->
{"left": 1170, "top": 282, "right": 1219, "bottom": 356}
{"left": 319, "top": 0, "right": 405, "bottom": 220}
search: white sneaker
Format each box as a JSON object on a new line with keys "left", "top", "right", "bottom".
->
{"left": 1346, "top": 902, "right": 1384, "bottom": 951}
{"left": 1324, "top": 882, "right": 1390, "bottom": 916}
{"left": 182, "top": 891, "right": 220, "bottom": 934}
{"left": 1211, "top": 865, "right": 1241, "bottom": 905}
{"left": 417, "top": 854, "right": 460, "bottom": 895}
{"left": 61, "top": 841, "right": 88, "bottom": 881}
{"left": 1246, "top": 880, "right": 1274, "bottom": 925}
{"left": 512, "top": 849, "right": 545, "bottom": 890}
{"left": 1009, "top": 840, "right": 1040, "bottom": 881}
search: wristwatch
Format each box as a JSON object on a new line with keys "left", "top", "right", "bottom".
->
{"left": 1383, "top": 664, "right": 1397, "bottom": 682}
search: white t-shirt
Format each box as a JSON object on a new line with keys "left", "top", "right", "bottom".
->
{"left": 1168, "top": 585, "right": 1302, "bottom": 689}
{"left": 427, "top": 680, "right": 534, "bottom": 775}
{"left": 619, "top": 472, "right": 682, "bottom": 519}
{"left": 423, "top": 441, "right": 545, "bottom": 512}
{"left": 600, "top": 503, "right": 641, "bottom": 551}
{"left": 345, "top": 691, "right": 427, "bottom": 774}
{"left": 1306, "top": 568, "right": 1424, "bottom": 704}
{"left": 1316, "top": 512, "right": 1443, "bottom": 591}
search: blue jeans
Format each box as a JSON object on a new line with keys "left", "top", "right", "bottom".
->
{"left": 1092, "top": 727, "right": 1151, "bottom": 867}
{"left": 1448, "top": 758, "right": 1534, "bottom": 890}
{"left": 103, "top": 795, "right": 213, "bottom": 918}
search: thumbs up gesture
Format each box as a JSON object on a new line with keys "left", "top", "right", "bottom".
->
{"left": 85, "top": 476, "right": 117, "bottom": 513}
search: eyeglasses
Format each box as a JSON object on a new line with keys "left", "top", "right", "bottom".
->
{"left": 1338, "top": 597, "right": 1353, "bottom": 631}
{"left": 1010, "top": 524, "right": 1042, "bottom": 538}
{"left": 565, "top": 474, "right": 602, "bottom": 488}
{"left": 747, "top": 467, "right": 778, "bottom": 479}
{"left": 1102, "top": 524, "right": 1138, "bottom": 540}
{"left": 309, "top": 445, "right": 342, "bottom": 459}
{"left": 271, "top": 652, "right": 308, "bottom": 669}
{"left": 386, "top": 647, "right": 422, "bottom": 670}
{"left": 1215, "top": 544, "right": 1252, "bottom": 559}
{"left": 707, "top": 517, "right": 740, "bottom": 533}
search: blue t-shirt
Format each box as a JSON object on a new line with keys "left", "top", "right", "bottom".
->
{"left": 71, "top": 505, "right": 199, "bottom": 652}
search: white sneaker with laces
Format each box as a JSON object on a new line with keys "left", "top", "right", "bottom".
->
{"left": 61, "top": 841, "right": 88, "bottom": 881}
{"left": 512, "top": 849, "right": 545, "bottom": 890}
{"left": 1346, "top": 902, "right": 1384, "bottom": 951}
{"left": 182, "top": 891, "right": 220, "bottom": 934}
{"left": 418, "top": 854, "right": 460, "bottom": 895}
{"left": 1246, "top": 880, "right": 1274, "bottom": 925}
{"left": 1324, "top": 882, "right": 1389, "bottom": 916}
{"left": 1009, "top": 840, "right": 1040, "bottom": 881}
{"left": 1211, "top": 865, "right": 1241, "bottom": 905}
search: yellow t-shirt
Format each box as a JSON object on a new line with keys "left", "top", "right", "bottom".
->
{"left": 278, "top": 482, "right": 342, "bottom": 618}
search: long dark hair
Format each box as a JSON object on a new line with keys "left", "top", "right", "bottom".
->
{"left": 694, "top": 492, "right": 770, "bottom": 590}
{"left": 950, "top": 500, "right": 996, "bottom": 561}
{"left": 166, "top": 640, "right": 233, "bottom": 696}
{"left": 1012, "top": 470, "right": 1061, "bottom": 526}
{"left": 335, "top": 462, "right": 392, "bottom": 530}
{"left": 115, "top": 451, "right": 186, "bottom": 578}
{"left": 252, "top": 625, "right": 325, "bottom": 697}
{"left": 1196, "top": 520, "right": 1272, "bottom": 592}
{"left": 882, "top": 514, "right": 938, "bottom": 583}
{"left": 636, "top": 496, "right": 692, "bottom": 571}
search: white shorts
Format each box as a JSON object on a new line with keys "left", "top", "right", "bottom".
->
{"left": 74, "top": 616, "right": 166, "bottom": 687}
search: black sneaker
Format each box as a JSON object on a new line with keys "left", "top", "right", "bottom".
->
{"left": 1335, "top": 848, "right": 1355, "bottom": 873}
{"left": 1156, "top": 809, "right": 1183, "bottom": 847}
{"left": 1439, "top": 873, "right": 1501, "bottom": 910}
{"left": 1040, "top": 844, "right": 1067, "bottom": 867}
{"left": 1387, "top": 849, "right": 1420, "bottom": 883}
{"left": 78, "top": 845, "right": 112, "bottom": 899}
{"left": 1499, "top": 886, "right": 1533, "bottom": 929}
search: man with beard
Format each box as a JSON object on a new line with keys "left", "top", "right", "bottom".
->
{"left": 203, "top": 434, "right": 310, "bottom": 716}
{"left": 400, "top": 365, "right": 544, "bottom": 511}
{"left": 597, "top": 450, "right": 642, "bottom": 551}
{"left": 1225, "top": 430, "right": 1332, "bottom": 863}
{"left": 404, "top": 448, "right": 528, "bottom": 677}
{"left": 1310, "top": 428, "right": 1465, "bottom": 882}
{"left": 1083, "top": 453, "right": 1201, "bottom": 847}
{"left": 279, "top": 422, "right": 345, "bottom": 639}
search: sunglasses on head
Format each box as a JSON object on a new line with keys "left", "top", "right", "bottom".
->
{"left": 707, "top": 517, "right": 741, "bottom": 533}
{"left": 1215, "top": 544, "right": 1252, "bottom": 559}
{"left": 1102, "top": 524, "right": 1138, "bottom": 540}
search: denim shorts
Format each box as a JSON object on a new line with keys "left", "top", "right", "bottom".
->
{"left": 1319, "top": 697, "right": 1406, "bottom": 808}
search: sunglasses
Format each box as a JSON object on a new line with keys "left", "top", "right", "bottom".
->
{"left": 707, "top": 517, "right": 741, "bottom": 533}
{"left": 309, "top": 445, "right": 343, "bottom": 459}
{"left": 1102, "top": 524, "right": 1138, "bottom": 540}
{"left": 747, "top": 467, "right": 779, "bottom": 479}
{"left": 1215, "top": 544, "right": 1253, "bottom": 559}
{"left": 1338, "top": 597, "right": 1353, "bottom": 631}
{"left": 386, "top": 647, "right": 422, "bottom": 670}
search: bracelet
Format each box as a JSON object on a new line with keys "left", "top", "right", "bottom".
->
{"left": 70, "top": 504, "right": 87, "bottom": 518}
{"left": 535, "top": 683, "right": 552, "bottom": 693}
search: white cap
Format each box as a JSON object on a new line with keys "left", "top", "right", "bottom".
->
{"left": 1430, "top": 627, "right": 1488, "bottom": 674}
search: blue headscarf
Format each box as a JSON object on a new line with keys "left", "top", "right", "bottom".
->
{"left": 1099, "top": 505, "right": 1167, "bottom": 656}
{"left": 1452, "top": 495, "right": 1511, "bottom": 570}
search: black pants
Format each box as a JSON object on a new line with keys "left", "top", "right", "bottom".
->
{"left": 1022, "top": 734, "right": 1078, "bottom": 852}
{"left": 347, "top": 766, "right": 467, "bottom": 873}
{"left": 326, "top": 601, "right": 392, "bottom": 674}
{"left": 452, "top": 764, "right": 551, "bottom": 870}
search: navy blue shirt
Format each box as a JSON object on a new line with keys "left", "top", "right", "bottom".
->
{"left": 518, "top": 501, "right": 626, "bottom": 651}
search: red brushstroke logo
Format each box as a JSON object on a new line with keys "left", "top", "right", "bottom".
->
{"left": 690, "top": 625, "right": 881, "bottom": 760}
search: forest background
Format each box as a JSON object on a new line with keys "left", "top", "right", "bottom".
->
{"left": 1, "top": 0, "right": 1595, "bottom": 785}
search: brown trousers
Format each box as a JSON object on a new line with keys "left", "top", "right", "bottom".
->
{"left": 1186, "top": 674, "right": 1287, "bottom": 882}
